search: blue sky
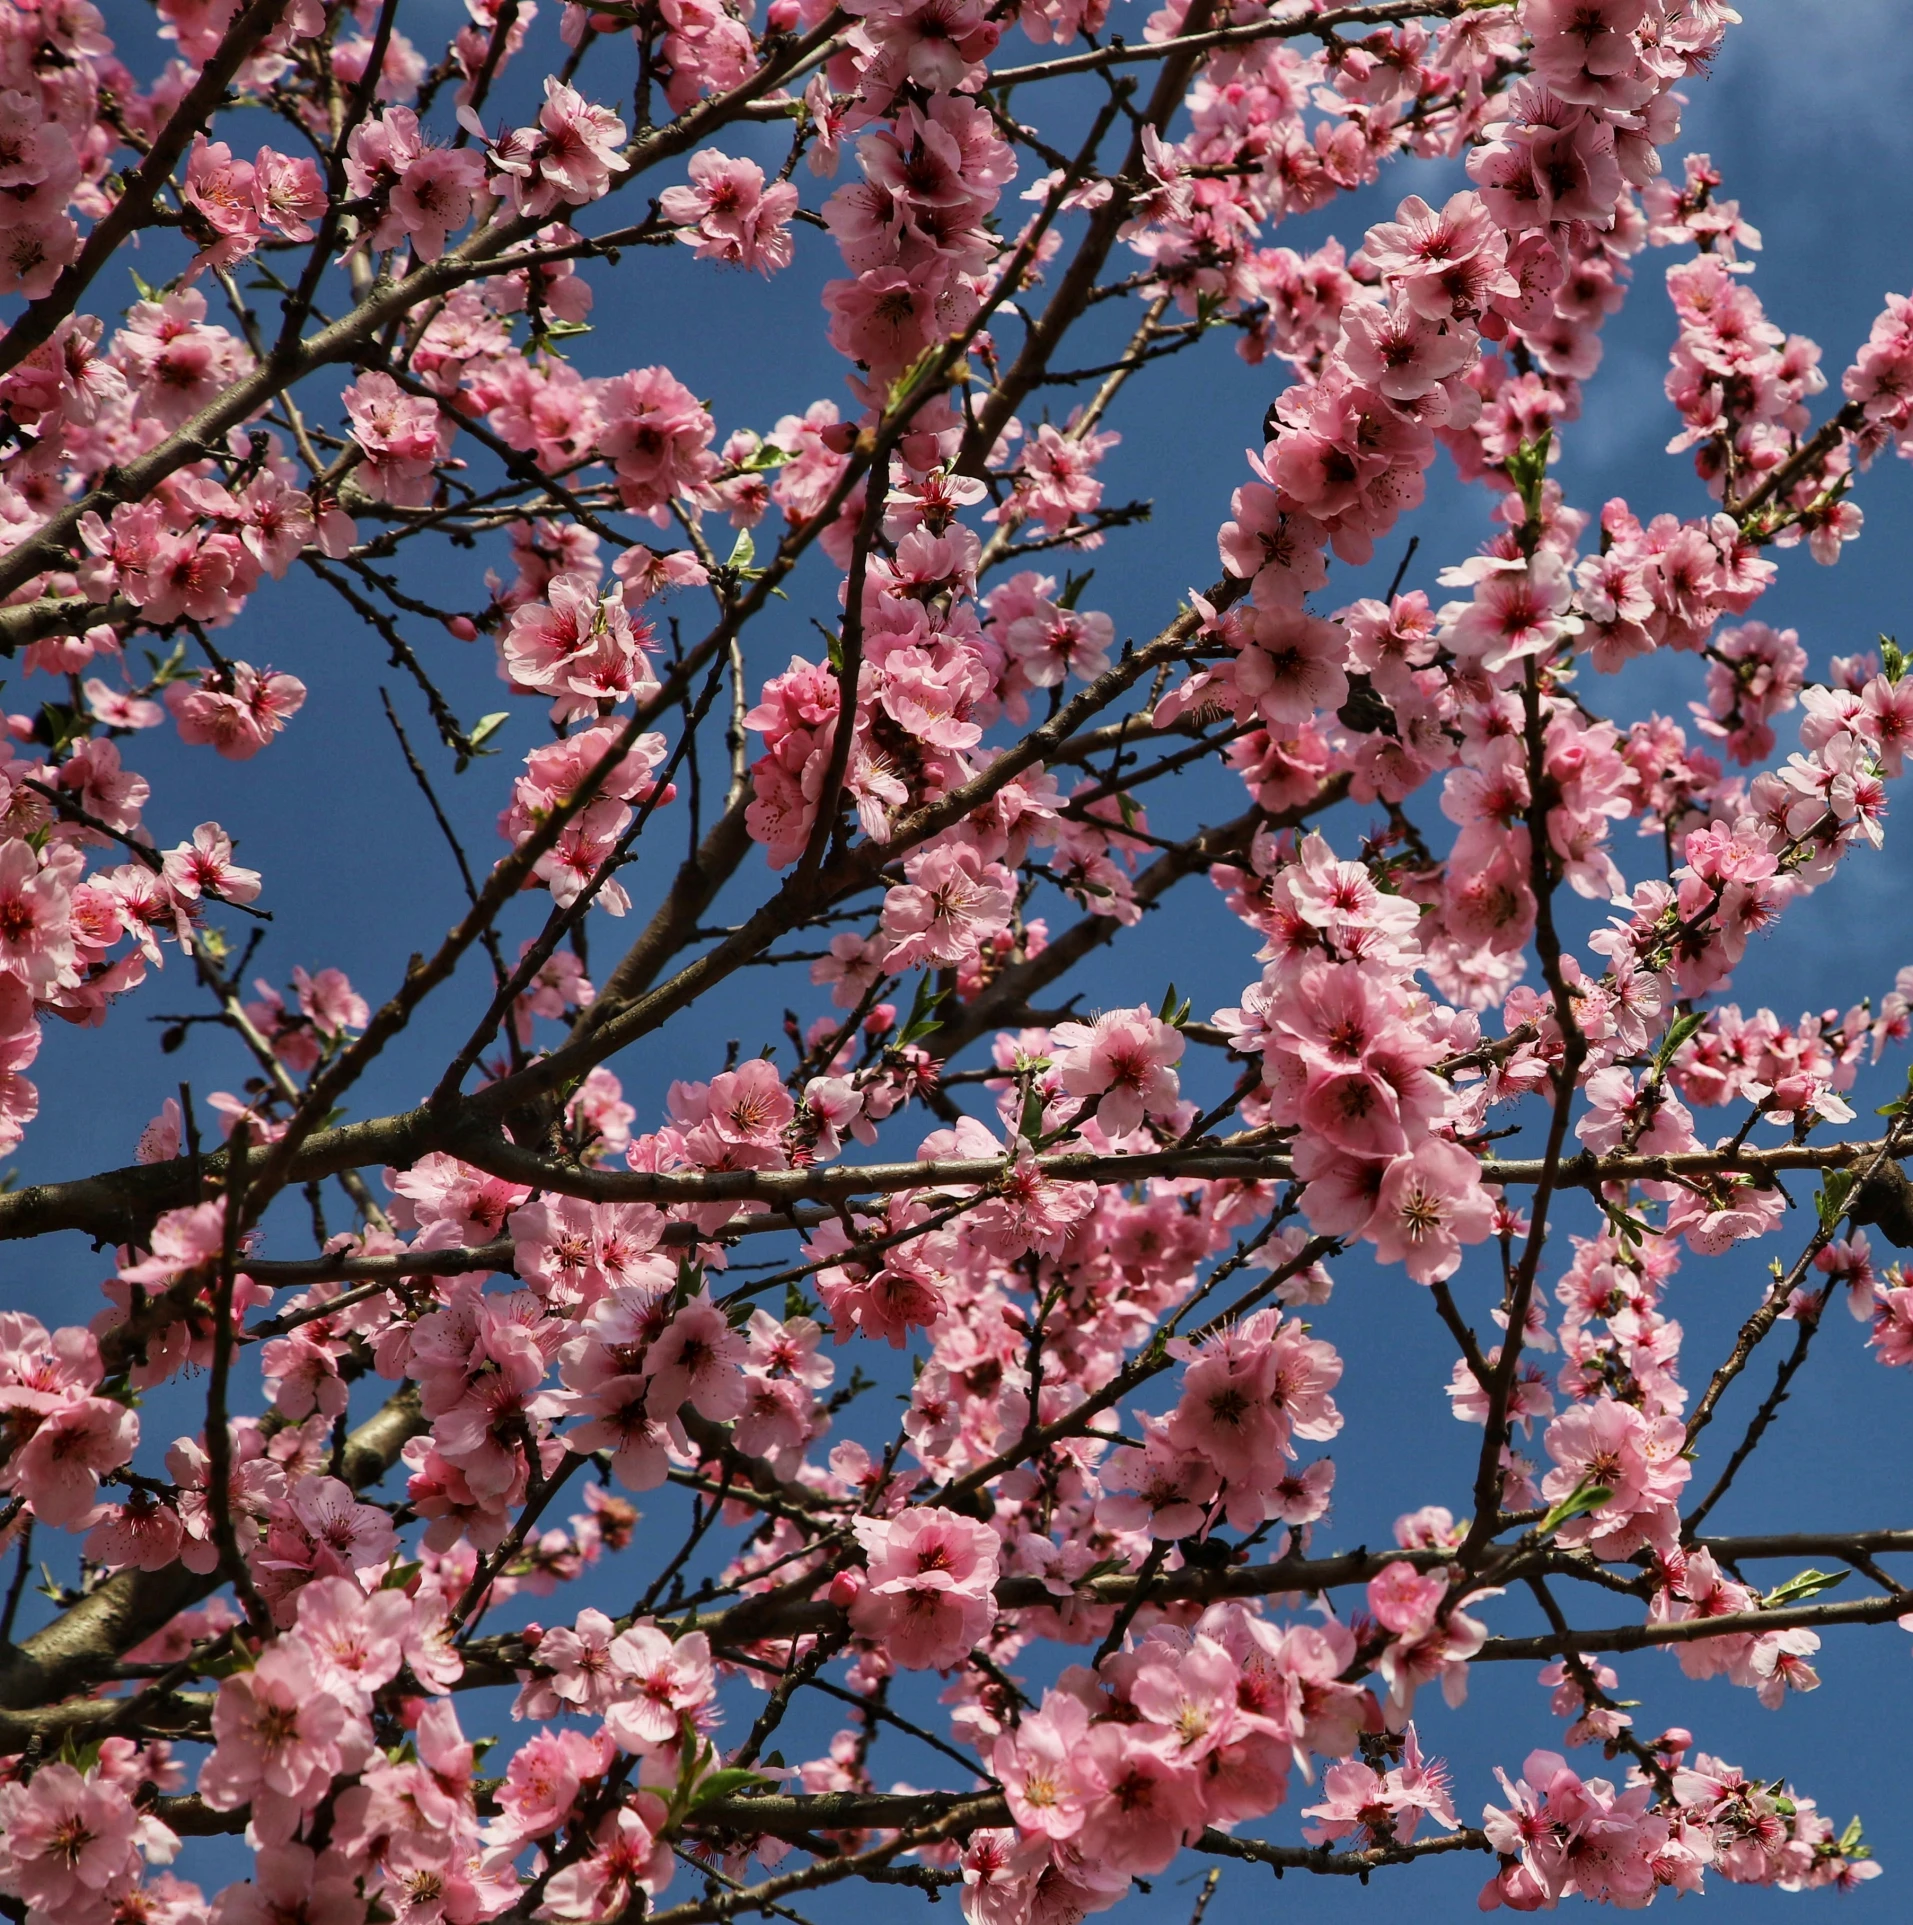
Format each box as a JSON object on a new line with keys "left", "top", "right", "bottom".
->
{"left": 10, "top": 0, "right": 1913, "bottom": 1912}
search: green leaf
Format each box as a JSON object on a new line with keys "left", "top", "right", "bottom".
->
{"left": 1019, "top": 1081, "right": 1047, "bottom": 1142}
{"left": 1505, "top": 428, "right": 1553, "bottom": 520}
{"left": 726, "top": 529, "right": 756, "bottom": 573}
{"left": 1815, "top": 1170, "right": 1857, "bottom": 1235}
{"left": 1598, "top": 1198, "right": 1654, "bottom": 1248}
{"left": 887, "top": 342, "right": 959, "bottom": 413}
{"left": 381, "top": 1559, "right": 424, "bottom": 1591}
{"left": 1762, "top": 1566, "right": 1848, "bottom": 1609}
{"left": 1058, "top": 569, "right": 1094, "bottom": 612}
{"left": 1537, "top": 1475, "right": 1611, "bottom": 1538}
{"left": 467, "top": 712, "right": 510, "bottom": 752}
{"left": 1651, "top": 1009, "right": 1707, "bottom": 1078}
{"left": 898, "top": 973, "right": 946, "bottom": 1048}
{"left": 1881, "top": 635, "right": 1906, "bottom": 685}
{"left": 688, "top": 1767, "right": 772, "bottom": 1810}
{"left": 1157, "top": 982, "right": 1180, "bottom": 1024}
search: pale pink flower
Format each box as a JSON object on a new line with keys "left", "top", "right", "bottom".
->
{"left": 0, "top": 838, "right": 77, "bottom": 992}
{"left": 658, "top": 150, "right": 799, "bottom": 275}
{"left": 1339, "top": 290, "right": 1477, "bottom": 400}
{"left": 1368, "top": 1138, "right": 1498, "bottom": 1284}
{"left": 162, "top": 822, "right": 263, "bottom": 905}
{"left": 491, "top": 1727, "right": 608, "bottom": 1842}
{"left": 0, "top": 1762, "right": 156, "bottom": 1919}
{"left": 293, "top": 1575, "right": 411, "bottom": 1702}
{"left": 881, "top": 843, "right": 1015, "bottom": 971}
{"left": 1048, "top": 1006, "right": 1184, "bottom": 1138}
{"left": 641, "top": 1290, "right": 746, "bottom": 1421}
{"left": 705, "top": 1057, "right": 795, "bottom": 1147}
{"left": 528, "top": 1607, "right": 624, "bottom": 1714}
{"left": 6, "top": 1392, "right": 137, "bottom": 1527}
{"left": 210, "top": 1842, "right": 362, "bottom": 1925}
{"left": 199, "top": 1637, "right": 372, "bottom": 1844}
{"left": 535, "top": 1797, "right": 673, "bottom": 1921}
{"left": 992, "top": 1689, "right": 1094, "bottom": 1839}
{"left": 849, "top": 1506, "right": 1000, "bottom": 1669}
{"left": 1075, "top": 1725, "right": 1206, "bottom": 1874}
{"left": 605, "top": 1625, "right": 715, "bottom": 1748}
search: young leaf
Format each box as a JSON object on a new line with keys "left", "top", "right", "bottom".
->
{"left": 1537, "top": 1475, "right": 1611, "bottom": 1538}
{"left": 1762, "top": 1566, "right": 1848, "bottom": 1609}
{"left": 1815, "top": 1170, "right": 1857, "bottom": 1235}
{"left": 899, "top": 973, "right": 946, "bottom": 1047}
{"left": 1651, "top": 1009, "right": 1707, "bottom": 1078}
{"left": 688, "top": 1767, "right": 773, "bottom": 1809}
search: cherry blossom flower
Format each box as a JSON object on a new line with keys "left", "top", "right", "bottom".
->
{"left": 849, "top": 1506, "right": 1000, "bottom": 1669}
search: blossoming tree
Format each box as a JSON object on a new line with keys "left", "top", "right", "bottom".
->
{"left": 1, "top": 0, "right": 1912, "bottom": 1916}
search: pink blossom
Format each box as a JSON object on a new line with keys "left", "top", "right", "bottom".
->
{"left": 162, "top": 822, "right": 262, "bottom": 905}
{"left": 166, "top": 664, "right": 308, "bottom": 759}
{"left": 881, "top": 842, "right": 1015, "bottom": 971}
{"left": 342, "top": 371, "right": 444, "bottom": 507}
{"left": 1368, "top": 1138, "right": 1498, "bottom": 1283}
{"left": 199, "top": 1637, "right": 372, "bottom": 1844}
{"left": 492, "top": 1727, "right": 609, "bottom": 1842}
{"left": 659, "top": 150, "right": 800, "bottom": 274}
{"left": 4, "top": 1392, "right": 137, "bottom": 1528}
{"left": 1302, "top": 1723, "right": 1456, "bottom": 1848}
{"left": 641, "top": 1289, "right": 746, "bottom": 1420}
{"left": 1074, "top": 1724, "right": 1206, "bottom": 1875}
{"left": 605, "top": 1624, "right": 715, "bottom": 1748}
{"left": 0, "top": 1762, "right": 165, "bottom": 1920}
{"left": 506, "top": 79, "right": 627, "bottom": 218}
{"left": 292, "top": 1574, "right": 411, "bottom": 1702}
{"left": 993, "top": 1689, "right": 1094, "bottom": 1839}
{"left": 849, "top": 1506, "right": 1000, "bottom": 1669}
{"left": 526, "top": 1606, "right": 624, "bottom": 1715}
{"left": 1049, "top": 1006, "right": 1183, "bottom": 1137}
{"left": 535, "top": 1797, "right": 673, "bottom": 1921}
